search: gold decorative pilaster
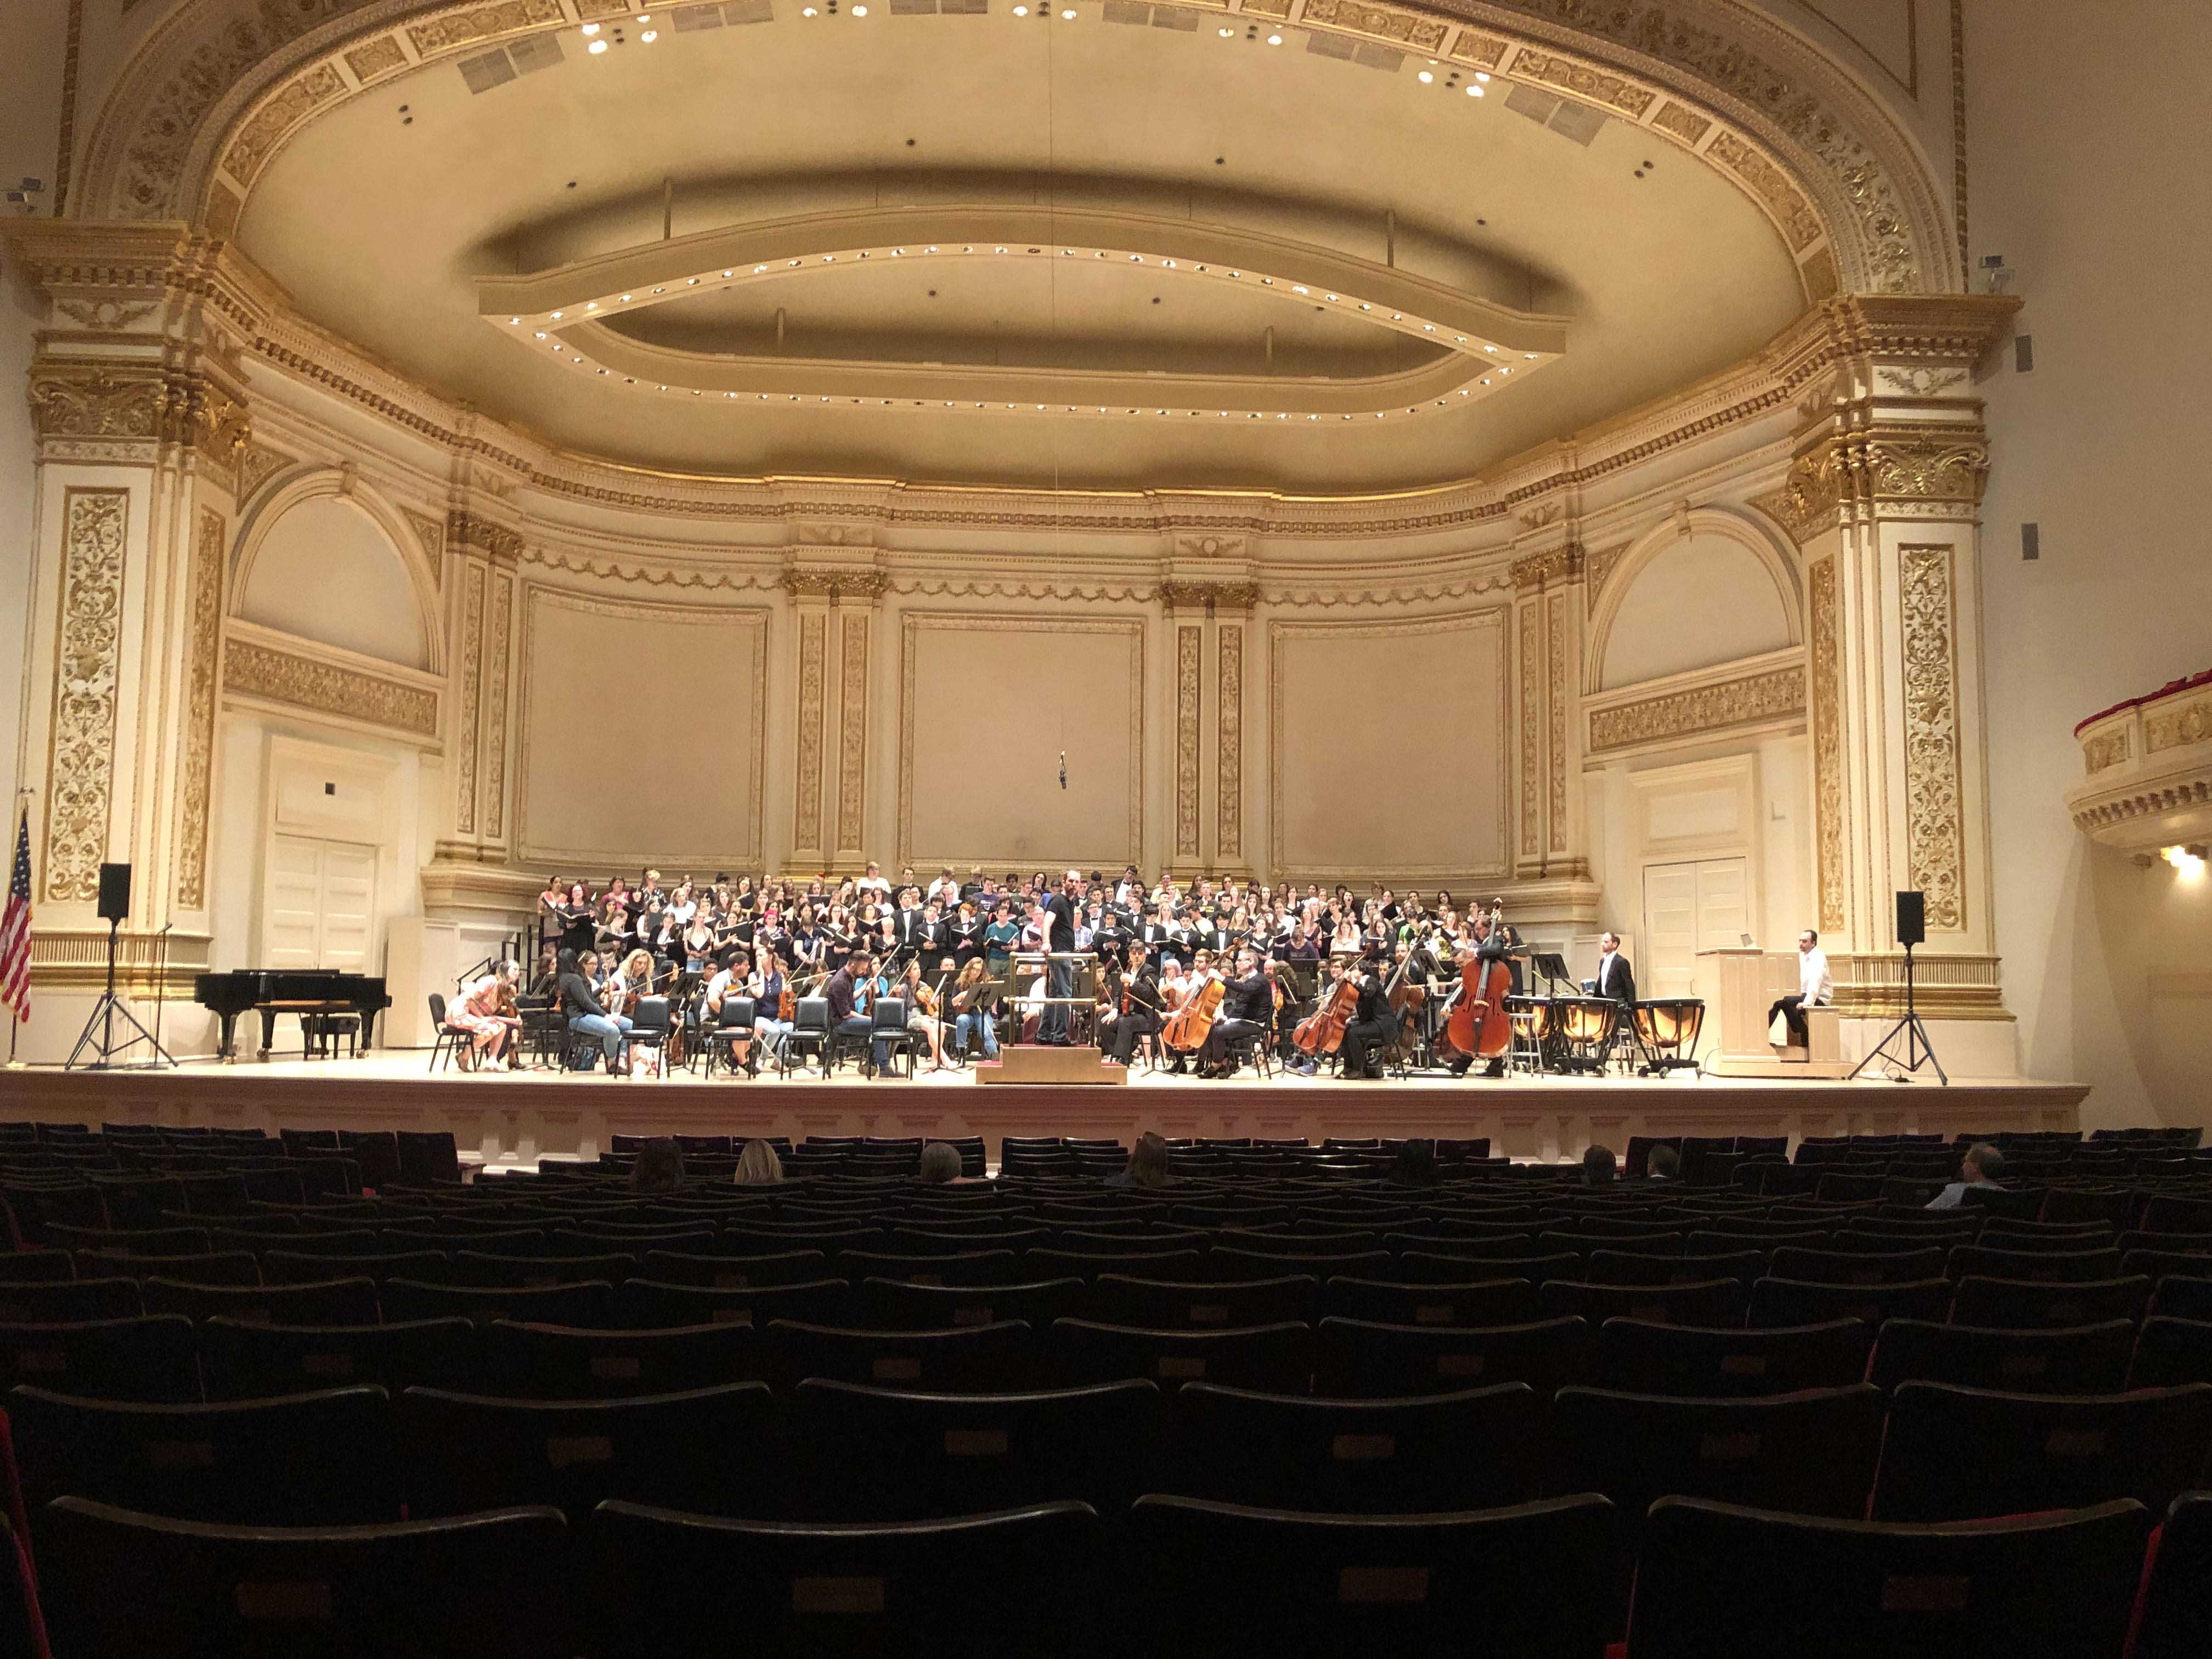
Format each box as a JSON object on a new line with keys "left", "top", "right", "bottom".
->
{"left": 1509, "top": 544, "right": 1586, "bottom": 879}
{"left": 173, "top": 507, "right": 224, "bottom": 912}
{"left": 43, "top": 489, "right": 130, "bottom": 904}
{"left": 781, "top": 563, "right": 887, "bottom": 874}
{"left": 1175, "top": 622, "right": 1202, "bottom": 862}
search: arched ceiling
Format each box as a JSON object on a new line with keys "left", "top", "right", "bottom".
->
{"left": 76, "top": 0, "right": 1959, "bottom": 493}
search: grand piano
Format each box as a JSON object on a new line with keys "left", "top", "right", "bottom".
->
{"left": 193, "top": 969, "right": 391, "bottom": 1062}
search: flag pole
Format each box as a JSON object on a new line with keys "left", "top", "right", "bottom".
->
{"left": 5, "top": 793, "right": 29, "bottom": 1067}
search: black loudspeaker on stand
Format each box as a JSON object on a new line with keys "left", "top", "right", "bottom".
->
{"left": 1849, "top": 889, "right": 1946, "bottom": 1085}
{"left": 65, "top": 862, "right": 176, "bottom": 1071}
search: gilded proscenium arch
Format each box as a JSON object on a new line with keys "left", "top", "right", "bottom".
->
{"left": 80, "top": 0, "right": 1955, "bottom": 301}
{"left": 477, "top": 206, "right": 1569, "bottom": 421}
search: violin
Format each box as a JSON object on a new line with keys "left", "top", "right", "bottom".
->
{"left": 1294, "top": 973, "right": 1359, "bottom": 1056}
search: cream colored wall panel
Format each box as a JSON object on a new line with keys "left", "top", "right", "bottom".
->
{"left": 516, "top": 588, "right": 768, "bottom": 870}
{"left": 237, "top": 496, "right": 428, "bottom": 669}
{"left": 897, "top": 613, "right": 1144, "bottom": 871}
{"left": 1269, "top": 611, "right": 1510, "bottom": 881}
{"left": 1602, "top": 534, "right": 1794, "bottom": 690}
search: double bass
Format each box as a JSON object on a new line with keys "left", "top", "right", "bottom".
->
{"left": 1293, "top": 972, "right": 1359, "bottom": 1056}
{"left": 1435, "top": 901, "right": 1515, "bottom": 1065}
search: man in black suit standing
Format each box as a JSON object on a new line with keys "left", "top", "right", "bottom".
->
{"left": 1041, "top": 870, "right": 1082, "bottom": 1044}
{"left": 1594, "top": 932, "right": 1637, "bottom": 1008}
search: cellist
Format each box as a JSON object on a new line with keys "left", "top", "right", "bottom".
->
{"left": 1335, "top": 958, "right": 1402, "bottom": 1080}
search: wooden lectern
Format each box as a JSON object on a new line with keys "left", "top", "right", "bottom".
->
{"left": 1692, "top": 947, "right": 1849, "bottom": 1079}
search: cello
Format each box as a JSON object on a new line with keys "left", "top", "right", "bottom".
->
{"left": 1161, "top": 970, "right": 1224, "bottom": 1056}
{"left": 1294, "top": 970, "right": 1359, "bottom": 1057}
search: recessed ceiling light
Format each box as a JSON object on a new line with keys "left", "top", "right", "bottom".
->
{"left": 620, "top": 294, "right": 631, "bottom": 302}
{"left": 1217, "top": 25, "right": 1231, "bottom": 35}
{"left": 533, "top": 331, "right": 546, "bottom": 339}
{"left": 581, "top": 21, "right": 599, "bottom": 33}
{"left": 853, "top": 3, "right": 867, "bottom": 12}
{"left": 640, "top": 29, "right": 656, "bottom": 41}
{"left": 1012, "top": 4, "right": 1027, "bottom": 13}
{"left": 1476, "top": 72, "right": 1491, "bottom": 82}
{"left": 509, "top": 316, "right": 520, "bottom": 324}
{"left": 1267, "top": 33, "right": 1282, "bottom": 44}
{"left": 1417, "top": 70, "right": 1433, "bottom": 83}
{"left": 1061, "top": 7, "right": 1076, "bottom": 16}
{"left": 1465, "top": 84, "right": 1482, "bottom": 96}
{"left": 588, "top": 38, "right": 607, "bottom": 53}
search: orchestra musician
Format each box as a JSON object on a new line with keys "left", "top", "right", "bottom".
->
{"left": 903, "top": 957, "right": 947, "bottom": 1065}
{"left": 949, "top": 956, "right": 1000, "bottom": 1060}
{"left": 825, "top": 949, "right": 893, "bottom": 1077}
{"left": 1159, "top": 950, "right": 1214, "bottom": 1075}
{"left": 748, "top": 947, "right": 793, "bottom": 1063}
{"left": 1335, "top": 957, "right": 1400, "bottom": 1081}
{"left": 1102, "top": 942, "right": 1164, "bottom": 1068}
{"left": 1196, "top": 946, "right": 1271, "bottom": 1079}
{"left": 559, "top": 949, "right": 633, "bottom": 1074}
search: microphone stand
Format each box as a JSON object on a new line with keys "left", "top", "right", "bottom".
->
{"left": 151, "top": 922, "right": 174, "bottom": 1070}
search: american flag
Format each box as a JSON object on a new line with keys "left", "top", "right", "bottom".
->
{"left": 1, "top": 808, "right": 30, "bottom": 1022}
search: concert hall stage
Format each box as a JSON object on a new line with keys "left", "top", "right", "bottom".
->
{"left": 1, "top": 1053, "right": 2091, "bottom": 1175}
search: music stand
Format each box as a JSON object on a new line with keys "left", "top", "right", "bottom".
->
{"left": 1530, "top": 952, "right": 1573, "bottom": 993}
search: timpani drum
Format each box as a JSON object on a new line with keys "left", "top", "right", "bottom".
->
{"left": 1632, "top": 998, "right": 1706, "bottom": 1073}
{"left": 1556, "top": 996, "right": 1619, "bottom": 1073}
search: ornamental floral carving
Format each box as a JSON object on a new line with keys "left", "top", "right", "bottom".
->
{"left": 483, "top": 574, "right": 514, "bottom": 838}
{"left": 1583, "top": 543, "right": 1629, "bottom": 611}
{"left": 1519, "top": 604, "right": 1542, "bottom": 857}
{"left": 1510, "top": 48, "right": 1656, "bottom": 117}
{"left": 1547, "top": 597, "right": 1569, "bottom": 852}
{"left": 1161, "top": 579, "right": 1260, "bottom": 613}
{"left": 222, "top": 63, "right": 345, "bottom": 185}
{"left": 836, "top": 612, "right": 869, "bottom": 853}
{"left": 2145, "top": 701, "right": 2212, "bottom": 754}
{"left": 454, "top": 564, "right": 484, "bottom": 835}
{"left": 794, "top": 611, "right": 826, "bottom": 851}
{"left": 2080, "top": 730, "right": 2130, "bottom": 775}
{"left": 1809, "top": 556, "right": 1846, "bottom": 934}
{"left": 1707, "top": 132, "right": 1823, "bottom": 253}
{"left": 1300, "top": 0, "right": 1450, "bottom": 52}
{"left": 224, "top": 640, "right": 439, "bottom": 737}
{"left": 1588, "top": 667, "right": 1805, "bottom": 755}
{"left": 1176, "top": 625, "right": 1201, "bottom": 859}
{"left": 781, "top": 567, "right": 891, "bottom": 601}
{"left": 1860, "top": 430, "right": 1990, "bottom": 503}
{"left": 29, "top": 368, "right": 164, "bottom": 442}
{"left": 1217, "top": 625, "right": 1243, "bottom": 862}
{"left": 236, "top": 440, "right": 297, "bottom": 503}
{"left": 1899, "top": 547, "right": 1966, "bottom": 932}
{"left": 176, "top": 508, "right": 224, "bottom": 911}
{"left": 405, "top": 0, "right": 564, "bottom": 56}
{"left": 44, "top": 490, "right": 129, "bottom": 904}
{"left": 448, "top": 511, "right": 524, "bottom": 563}
{"left": 1756, "top": 447, "right": 1843, "bottom": 545}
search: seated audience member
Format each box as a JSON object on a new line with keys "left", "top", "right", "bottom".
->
{"left": 1647, "top": 1145, "right": 1681, "bottom": 1182}
{"left": 1387, "top": 1138, "right": 1440, "bottom": 1188}
{"left": 917, "top": 1141, "right": 967, "bottom": 1185}
{"left": 629, "top": 1138, "right": 685, "bottom": 1193}
{"left": 1582, "top": 1144, "right": 1618, "bottom": 1187}
{"left": 1927, "top": 1142, "right": 2007, "bottom": 1209}
{"left": 733, "top": 1138, "right": 783, "bottom": 1186}
{"left": 1107, "top": 1131, "right": 1174, "bottom": 1190}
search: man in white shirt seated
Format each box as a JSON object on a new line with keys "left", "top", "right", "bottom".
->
{"left": 1927, "top": 1143, "right": 2006, "bottom": 1209}
{"left": 1768, "top": 928, "right": 1833, "bottom": 1047}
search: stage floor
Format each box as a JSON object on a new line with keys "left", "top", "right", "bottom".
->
{"left": 1, "top": 1048, "right": 2091, "bottom": 1172}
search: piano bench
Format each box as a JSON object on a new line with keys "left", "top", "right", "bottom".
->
{"left": 302, "top": 1013, "right": 360, "bottom": 1059}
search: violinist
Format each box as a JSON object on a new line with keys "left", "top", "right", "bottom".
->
{"left": 1103, "top": 943, "right": 1163, "bottom": 1067}
{"left": 904, "top": 957, "right": 948, "bottom": 1065}
{"left": 1197, "top": 946, "right": 1271, "bottom": 1079}
{"left": 560, "top": 949, "right": 633, "bottom": 1074}
{"left": 949, "top": 956, "right": 1000, "bottom": 1060}
{"left": 748, "top": 947, "right": 792, "bottom": 1063}
{"left": 1337, "top": 958, "right": 1400, "bottom": 1081}
{"left": 703, "top": 949, "right": 751, "bottom": 1018}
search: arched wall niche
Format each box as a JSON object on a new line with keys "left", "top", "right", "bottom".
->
{"left": 1590, "top": 506, "right": 1801, "bottom": 692}
{"left": 231, "top": 470, "right": 443, "bottom": 673}
{"left": 77, "top": 0, "right": 1956, "bottom": 300}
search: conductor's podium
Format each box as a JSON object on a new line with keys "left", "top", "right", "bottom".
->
{"left": 974, "top": 1045, "right": 1129, "bottom": 1085}
{"left": 1692, "top": 948, "right": 1850, "bottom": 1079}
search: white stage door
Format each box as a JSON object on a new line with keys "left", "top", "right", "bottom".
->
{"left": 1643, "top": 856, "right": 1750, "bottom": 998}
{"left": 264, "top": 835, "right": 378, "bottom": 970}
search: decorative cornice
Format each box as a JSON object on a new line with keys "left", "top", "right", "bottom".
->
{"left": 447, "top": 509, "right": 524, "bottom": 564}
{"left": 1510, "top": 544, "right": 1583, "bottom": 592}
{"left": 223, "top": 637, "right": 440, "bottom": 737}
{"left": 1588, "top": 663, "right": 1805, "bottom": 754}
{"left": 780, "top": 566, "right": 892, "bottom": 602}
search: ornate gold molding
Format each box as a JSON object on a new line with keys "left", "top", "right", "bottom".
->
{"left": 2146, "top": 698, "right": 2212, "bottom": 754}
{"left": 454, "top": 562, "right": 484, "bottom": 836}
{"left": 1546, "top": 595, "right": 1569, "bottom": 854}
{"left": 1582, "top": 541, "right": 1629, "bottom": 612}
{"left": 1217, "top": 624, "right": 1244, "bottom": 864}
{"left": 223, "top": 638, "right": 439, "bottom": 737}
{"left": 1899, "top": 545, "right": 1966, "bottom": 932}
{"left": 175, "top": 507, "right": 224, "bottom": 911}
{"left": 482, "top": 571, "right": 513, "bottom": 840}
{"left": 1510, "top": 545, "right": 1583, "bottom": 592}
{"left": 1176, "top": 533, "right": 1247, "bottom": 562}
{"left": 44, "top": 488, "right": 129, "bottom": 904}
{"left": 1518, "top": 603, "right": 1542, "bottom": 858}
{"left": 836, "top": 611, "right": 870, "bottom": 855}
{"left": 236, "top": 438, "right": 297, "bottom": 503}
{"left": 1809, "top": 555, "right": 1846, "bottom": 934}
{"left": 448, "top": 510, "right": 524, "bottom": 565}
{"left": 1587, "top": 665, "right": 1805, "bottom": 755}
{"left": 1176, "top": 625, "right": 1202, "bottom": 860}
{"left": 782, "top": 566, "right": 893, "bottom": 602}
{"left": 1755, "top": 445, "right": 1843, "bottom": 544}
{"left": 29, "top": 366, "right": 164, "bottom": 443}
{"left": 2081, "top": 730, "right": 2129, "bottom": 776}
{"left": 1855, "top": 425, "right": 1991, "bottom": 504}
{"left": 1161, "top": 579, "right": 1262, "bottom": 614}
{"left": 794, "top": 610, "right": 826, "bottom": 855}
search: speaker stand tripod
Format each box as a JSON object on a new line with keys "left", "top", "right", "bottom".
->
{"left": 1848, "top": 941, "right": 1946, "bottom": 1085}
{"left": 65, "top": 917, "right": 176, "bottom": 1071}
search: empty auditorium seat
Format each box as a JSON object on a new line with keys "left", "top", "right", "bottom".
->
{"left": 39, "top": 1498, "right": 571, "bottom": 1659}
{"left": 261, "top": 1248, "right": 448, "bottom": 1285}
{"left": 72, "top": 1250, "right": 261, "bottom": 1288}
{"left": 482, "top": 1319, "right": 762, "bottom": 1397}
{"left": 397, "top": 1381, "right": 775, "bottom": 1521}
{"left": 1628, "top": 1496, "right": 2154, "bottom": 1659}
{"left": 793, "top": 1378, "right": 1161, "bottom": 1520}
{"left": 1172, "top": 1381, "right": 1542, "bottom": 1513}
{"left": 2136, "top": 1490, "right": 2212, "bottom": 1659}
{"left": 589, "top": 1498, "right": 1099, "bottom": 1658}
{"left": 834, "top": 1248, "right": 1028, "bottom": 1288}
{"left": 856, "top": 1276, "right": 1087, "bottom": 1331}
{"left": 9, "top": 1385, "right": 403, "bottom": 1533}
{"left": 636, "top": 1248, "right": 828, "bottom": 1287}
{"left": 1584, "top": 1249, "right": 1765, "bottom": 1289}
{"left": 139, "top": 1274, "right": 379, "bottom": 1327}
{"left": 2129, "top": 1317, "right": 2212, "bottom": 1387}
{"left": 1538, "top": 1276, "right": 1746, "bottom": 1329}
{"left": 1592, "top": 1317, "right": 1874, "bottom": 1397}
{"left": 0, "top": 1250, "right": 74, "bottom": 1284}
{"left": 1945, "top": 1244, "right": 2125, "bottom": 1282}
{"left": 1769, "top": 1245, "right": 1945, "bottom": 1285}
{"left": 1869, "top": 1319, "right": 2134, "bottom": 1394}
{"left": 1129, "top": 1493, "right": 1612, "bottom": 1659}
{"left": 1319, "top": 1276, "right": 1539, "bottom": 1328}
{"left": 198, "top": 1316, "right": 477, "bottom": 1400}
{"left": 765, "top": 1318, "right": 1036, "bottom": 1392}
{"left": 381, "top": 1276, "right": 617, "bottom": 1328}
{"left": 1748, "top": 1276, "right": 1953, "bottom": 1328}
{"left": 1314, "top": 1316, "right": 1590, "bottom": 1400}
{"left": 614, "top": 1276, "right": 851, "bottom": 1329}
{"left": 0, "top": 1278, "right": 139, "bottom": 1324}
{"left": 1397, "top": 1249, "right": 1580, "bottom": 1286}
{"left": 1872, "top": 1380, "right": 2212, "bottom": 1521}
{"left": 1090, "top": 1274, "right": 1317, "bottom": 1329}
{"left": 1051, "top": 1318, "right": 1312, "bottom": 1392}
{"left": 1026, "top": 1246, "right": 1207, "bottom": 1282}
{"left": 1947, "top": 1274, "right": 2149, "bottom": 1329}
{"left": 0, "top": 1316, "right": 199, "bottom": 1402}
